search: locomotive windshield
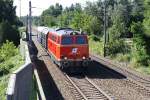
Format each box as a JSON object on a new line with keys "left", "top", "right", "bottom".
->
{"left": 61, "top": 37, "right": 73, "bottom": 45}
{"left": 76, "top": 36, "right": 87, "bottom": 44}
{"left": 61, "top": 36, "right": 87, "bottom": 45}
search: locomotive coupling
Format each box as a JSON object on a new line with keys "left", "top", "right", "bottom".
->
{"left": 82, "top": 60, "right": 89, "bottom": 67}
{"left": 82, "top": 57, "right": 91, "bottom": 67}
{"left": 63, "top": 61, "right": 70, "bottom": 67}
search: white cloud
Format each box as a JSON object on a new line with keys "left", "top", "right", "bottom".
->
{"left": 13, "top": 0, "right": 97, "bottom": 16}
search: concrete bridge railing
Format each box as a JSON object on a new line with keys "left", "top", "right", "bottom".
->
{"left": 6, "top": 32, "right": 46, "bottom": 100}
{"left": 6, "top": 33, "right": 33, "bottom": 100}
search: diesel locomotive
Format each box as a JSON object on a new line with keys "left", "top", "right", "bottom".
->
{"left": 37, "top": 26, "right": 91, "bottom": 70}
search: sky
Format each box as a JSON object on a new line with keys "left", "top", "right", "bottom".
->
{"left": 13, "top": 0, "right": 98, "bottom": 17}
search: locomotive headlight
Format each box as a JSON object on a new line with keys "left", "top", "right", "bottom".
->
{"left": 64, "top": 57, "right": 67, "bottom": 60}
{"left": 82, "top": 56, "right": 86, "bottom": 59}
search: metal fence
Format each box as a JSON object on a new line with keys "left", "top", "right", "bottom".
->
{"left": 33, "top": 66, "right": 46, "bottom": 100}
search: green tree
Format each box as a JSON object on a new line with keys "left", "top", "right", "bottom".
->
{"left": 131, "top": 22, "right": 149, "bottom": 66}
{"left": 85, "top": 1, "right": 103, "bottom": 23}
{"left": 40, "top": 3, "right": 63, "bottom": 27}
{"left": 108, "top": 4, "right": 127, "bottom": 40}
{"left": 0, "top": 0, "right": 16, "bottom": 24}
{"left": 73, "top": 3, "right": 82, "bottom": 12}
{"left": 41, "top": 15, "right": 57, "bottom": 27}
{"left": 42, "top": 3, "right": 62, "bottom": 17}
{"left": 89, "top": 16, "right": 102, "bottom": 35}
{"left": 57, "top": 12, "right": 71, "bottom": 27}
{"left": 84, "top": 1, "right": 103, "bottom": 35}
{"left": 0, "top": 40, "right": 17, "bottom": 62}
{"left": 0, "top": 21, "right": 20, "bottom": 45}
{"left": 70, "top": 12, "right": 83, "bottom": 30}
{"left": 143, "top": 0, "right": 150, "bottom": 36}
{"left": 107, "top": 3, "right": 129, "bottom": 55}
{"left": 143, "top": 0, "right": 150, "bottom": 58}
{"left": 131, "top": 0, "right": 144, "bottom": 23}
{"left": 0, "top": 0, "right": 20, "bottom": 46}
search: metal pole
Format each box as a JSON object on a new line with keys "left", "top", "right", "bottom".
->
{"left": 61, "top": 11, "right": 62, "bottom": 27}
{"left": 26, "top": 15, "right": 28, "bottom": 40}
{"left": 103, "top": 1, "right": 107, "bottom": 57}
{"left": 19, "top": 0, "right": 21, "bottom": 18}
{"left": 29, "top": 1, "right": 32, "bottom": 41}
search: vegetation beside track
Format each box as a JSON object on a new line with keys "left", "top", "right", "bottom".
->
{"left": 89, "top": 35, "right": 104, "bottom": 56}
{"left": 21, "top": 0, "right": 150, "bottom": 74}
{"left": 89, "top": 35, "right": 150, "bottom": 75}
{"left": 0, "top": 41, "right": 24, "bottom": 100}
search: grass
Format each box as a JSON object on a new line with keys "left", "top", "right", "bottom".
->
{"left": 0, "top": 43, "right": 24, "bottom": 100}
{"left": 135, "top": 66, "right": 150, "bottom": 75}
{"left": 89, "top": 37, "right": 150, "bottom": 75}
{"left": 0, "top": 54, "right": 24, "bottom": 100}
{"left": 129, "top": 59, "right": 150, "bottom": 75}
{"left": 111, "top": 53, "right": 131, "bottom": 63}
{"left": 89, "top": 38, "right": 103, "bottom": 56}
{"left": 0, "top": 75, "right": 9, "bottom": 100}
{"left": 113, "top": 53, "right": 150, "bottom": 75}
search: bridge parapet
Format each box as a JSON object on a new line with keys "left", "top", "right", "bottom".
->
{"left": 6, "top": 32, "right": 33, "bottom": 100}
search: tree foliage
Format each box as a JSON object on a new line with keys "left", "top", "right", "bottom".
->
{"left": 131, "top": 22, "right": 149, "bottom": 66}
{"left": 40, "top": 3, "right": 63, "bottom": 27}
{"left": 42, "top": 3, "right": 62, "bottom": 17}
{"left": 0, "top": 40, "right": 17, "bottom": 74}
{"left": 143, "top": 0, "right": 150, "bottom": 36}
{"left": 0, "top": 40, "right": 17, "bottom": 62}
{"left": 131, "top": 0, "right": 144, "bottom": 23}
{"left": 38, "top": 0, "right": 150, "bottom": 66}
{"left": 0, "top": 0, "right": 21, "bottom": 46}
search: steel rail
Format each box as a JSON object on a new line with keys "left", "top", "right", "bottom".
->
{"left": 65, "top": 74, "right": 113, "bottom": 100}
{"left": 85, "top": 77, "right": 114, "bottom": 100}
{"left": 65, "top": 74, "right": 88, "bottom": 100}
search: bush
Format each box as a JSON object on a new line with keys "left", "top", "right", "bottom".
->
{"left": 115, "top": 53, "right": 131, "bottom": 62}
{"left": 131, "top": 46, "right": 149, "bottom": 66}
{"left": 131, "top": 22, "right": 150, "bottom": 66}
{"left": 89, "top": 38, "right": 103, "bottom": 55}
{"left": 0, "top": 41, "right": 24, "bottom": 99}
{"left": 0, "top": 40, "right": 17, "bottom": 61}
{"left": 89, "top": 34, "right": 100, "bottom": 41}
{"left": 0, "top": 40, "right": 18, "bottom": 75}
{"left": 106, "top": 40, "right": 129, "bottom": 56}
{"left": 0, "top": 62, "right": 13, "bottom": 75}
{"left": 0, "top": 75, "right": 9, "bottom": 100}
{"left": 0, "top": 21, "right": 20, "bottom": 46}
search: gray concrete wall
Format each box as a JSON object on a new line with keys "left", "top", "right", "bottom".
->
{"left": 6, "top": 32, "right": 46, "bottom": 100}
{"left": 6, "top": 39, "right": 33, "bottom": 100}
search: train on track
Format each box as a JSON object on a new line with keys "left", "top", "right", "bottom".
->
{"left": 37, "top": 26, "right": 91, "bottom": 71}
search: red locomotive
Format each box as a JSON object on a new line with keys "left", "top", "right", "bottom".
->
{"left": 37, "top": 27, "right": 91, "bottom": 70}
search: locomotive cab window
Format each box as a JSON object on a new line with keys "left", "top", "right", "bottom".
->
{"left": 76, "top": 36, "right": 87, "bottom": 44}
{"left": 51, "top": 35, "right": 57, "bottom": 42}
{"left": 61, "top": 37, "right": 73, "bottom": 45}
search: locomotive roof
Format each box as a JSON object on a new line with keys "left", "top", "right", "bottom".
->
{"left": 52, "top": 28, "right": 85, "bottom": 36}
{"left": 42, "top": 28, "right": 50, "bottom": 35}
{"left": 37, "top": 26, "right": 49, "bottom": 32}
{"left": 38, "top": 27, "right": 87, "bottom": 36}
{"left": 37, "top": 26, "right": 54, "bottom": 35}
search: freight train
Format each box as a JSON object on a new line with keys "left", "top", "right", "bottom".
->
{"left": 37, "top": 26, "right": 91, "bottom": 70}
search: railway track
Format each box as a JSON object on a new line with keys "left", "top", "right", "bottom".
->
{"left": 32, "top": 31, "right": 150, "bottom": 99}
{"left": 91, "top": 55, "right": 150, "bottom": 89}
{"left": 32, "top": 31, "right": 114, "bottom": 100}
{"left": 65, "top": 74, "right": 114, "bottom": 100}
